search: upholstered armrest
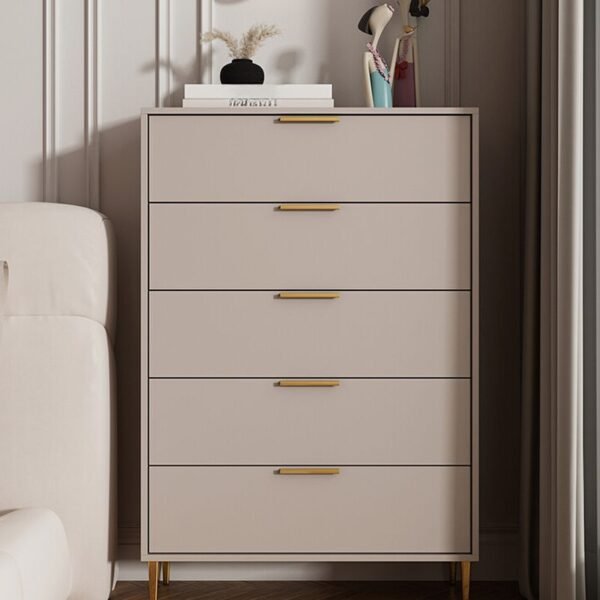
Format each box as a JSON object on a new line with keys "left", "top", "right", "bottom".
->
{"left": 0, "top": 509, "right": 72, "bottom": 600}
{"left": 0, "top": 203, "right": 116, "bottom": 600}
{"left": 0, "top": 550, "right": 22, "bottom": 600}
{"left": 0, "top": 203, "right": 116, "bottom": 340}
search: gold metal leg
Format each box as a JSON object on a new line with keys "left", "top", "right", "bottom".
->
{"left": 450, "top": 561, "right": 457, "bottom": 585}
{"left": 161, "top": 561, "right": 171, "bottom": 585}
{"left": 148, "top": 561, "right": 159, "bottom": 600}
{"left": 461, "top": 561, "right": 471, "bottom": 600}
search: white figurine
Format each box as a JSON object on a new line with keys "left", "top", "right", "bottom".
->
{"left": 358, "top": 3, "right": 395, "bottom": 108}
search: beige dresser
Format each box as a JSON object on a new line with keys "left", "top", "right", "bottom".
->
{"left": 141, "top": 108, "right": 479, "bottom": 600}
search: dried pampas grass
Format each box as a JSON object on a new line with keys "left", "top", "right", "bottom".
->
{"left": 239, "top": 24, "right": 280, "bottom": 59}
{"left": 200, "top": 29, "right": 240, "bottom": 58}
{"left": 201, "top": 24, "right": 280, "bottom": 59}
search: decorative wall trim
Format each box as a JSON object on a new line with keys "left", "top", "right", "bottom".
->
{"left": 43, "top": 0, "right": 57, "bottom": 203}
{"left": 156, "top": 0, "right": 172, "bottom": 106}
{"left": 444, "top": 0, "right": 461, "bottom": 107}
{"left": 199, "top": 0, "right": 213, "bottom": 83}
{"left": 85, "top": 0, "right": 100, "bottom": 210}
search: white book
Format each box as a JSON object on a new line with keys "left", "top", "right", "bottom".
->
{"left": 182, "top": 98, "right": 335, "bottom": 108}
{"left": 184, "top": 84, "right": 332, "bottom": 99}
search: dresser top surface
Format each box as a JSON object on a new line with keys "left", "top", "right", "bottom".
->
{"left": 142, "top": 107, "right": 479, "bottom": 117}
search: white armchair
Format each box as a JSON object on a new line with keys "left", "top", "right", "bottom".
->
{"left": 0, "top": 203, "right": 117, "bottom": 600}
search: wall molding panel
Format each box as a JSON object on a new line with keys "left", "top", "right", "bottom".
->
{"left": 45, "top": 0, "right": 101, "bottom": 208}
{"left": 156, "top": 0, "right": 172, "bottom": 106}
{"left": 85, "top": 0, "right": 100, "bottom": 210}
{"left": 444, "top": 0, "right": 461, "bottom": 106}
{"left": 200, "top": 0, "right": 213, "bottom": 84}
{"left": 43, "top": 0, "right": 57, "bottom": 203}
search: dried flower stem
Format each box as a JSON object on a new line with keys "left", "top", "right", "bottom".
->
{"left": 200, "top": 29, "right": 239, "bottom": 58}
{"left": 200, "top": 23, "right": 280, "bottom": 59}
{"left": 239, "top": 24, "right": 280, "bottom": 59}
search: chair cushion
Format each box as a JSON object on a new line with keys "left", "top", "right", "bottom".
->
{"left": 0, "top": 550, "right": 23, "bottom": 600}
{"left": 0, "top": 203, "right": 115, "bottom": 339}
{"left": 0, "top": 316, "right": 115, "bottom": 600}
{"left": 0, "top": 509, "right": 71, "bottom": 600}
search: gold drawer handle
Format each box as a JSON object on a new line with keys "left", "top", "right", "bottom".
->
{"left": 278, "top": 116, "right": 340, "bottom": 124}
{"left": 277, "top": 292, "right": 340, "bottom": 300}
{"left": 278, "top": 380, "right": 340, "bottom": 388}
{"left": 277, "top": 468, "right": 341, "bottom": 475}
{"left": 278, "top": 204, "right": 340, "bottom": 212}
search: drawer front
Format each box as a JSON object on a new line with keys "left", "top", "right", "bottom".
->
{"left": 149, "top": 291, "right": 471, "bottom": 377}
{"left": 149, "top": 379, "right": 471, "bottom": 465}
{"left": 148, "top": 115, "right": 471, "bottom": 203}
{"left": 149, "top": 466, "right": 471, "bottom": 553}
{"left": 149, "top": 203, "right": 471, "bottom": 290}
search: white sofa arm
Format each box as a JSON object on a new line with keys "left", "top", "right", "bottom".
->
{"left": 0, "top": 203, "right": 116, "bottom": 600}
{"left": 0, "top": 203, "right": 116, "bottom": 340}
{"left": 0, "top": 550, "right": 23, "bottom": 600}
{"left": 0, "top": 509, "right": 72, "bottom": 600}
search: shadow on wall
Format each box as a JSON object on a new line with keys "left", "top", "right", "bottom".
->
{"left": 273, "top": 49, "right": 304, "bottom": 83}
{"left": 143, "top": 58, "right": 198, "bottom": 107}
{"left": 99, "top": 120, "right": 142, "bottom": 555}
{"left": 39, "top": 119, "right": 142, "bottom": 554}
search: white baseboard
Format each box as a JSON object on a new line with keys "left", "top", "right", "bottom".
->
{"left": 116, "top": 526, "right": 518, "bottom": 582}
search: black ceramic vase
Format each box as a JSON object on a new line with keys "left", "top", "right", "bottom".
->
{"left": 220, "top": 59, "right": 265, "bottom": 84}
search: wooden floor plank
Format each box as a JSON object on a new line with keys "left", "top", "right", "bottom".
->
{"left": 111, "top": 581, "right": 522, "bottom": 600}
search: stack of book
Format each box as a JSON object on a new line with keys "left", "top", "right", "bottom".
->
{"left": 183, "top": 84, "right": 334, "bottom": 108}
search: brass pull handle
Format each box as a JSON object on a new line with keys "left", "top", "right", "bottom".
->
{"left": 278, "top": 204, "right": 340, "bottom": 212}
{"left": 278, "top": 380, "right": 340, "bottom": 388}
{"left": 277, "top": 292, "right": 340, "bottom": 300}
{"left": 278, "top": 116, "right": 340, "bottom": 124}
{"left": 277, "top": 468, "right": 341, "bottom": 475}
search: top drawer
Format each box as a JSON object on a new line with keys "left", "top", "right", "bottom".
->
{"left": 148, "top": 114, "right": 472, "bottom": 203}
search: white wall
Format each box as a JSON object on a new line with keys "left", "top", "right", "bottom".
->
{"left": 0, "top": 0, "right": 524, "bottom": 582}
{"left": 209, "top": 0, "right": 456, "bottom": 107}
{"left": 1, "top": 2, "right": 44, "bottom": 203}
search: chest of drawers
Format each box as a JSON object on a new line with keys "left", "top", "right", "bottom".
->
{"left": 141, "top": 108, "right": 479, "bottom": 600}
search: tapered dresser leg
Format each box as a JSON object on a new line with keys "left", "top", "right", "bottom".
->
{"left": 461, "top": 561, "right": 471, "bottom": 600}
{"left": 148, "top": 561, "right": 159, "bottom": 600}
{"left": 450, "top": 562, "right": 457, "bottom": 585}
{"left": 162, "top": 561, "right": 171, "bottom": 585}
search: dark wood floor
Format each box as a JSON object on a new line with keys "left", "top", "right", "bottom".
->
{"left": 111, "top": 581, "right": 522, "bottom": 600}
